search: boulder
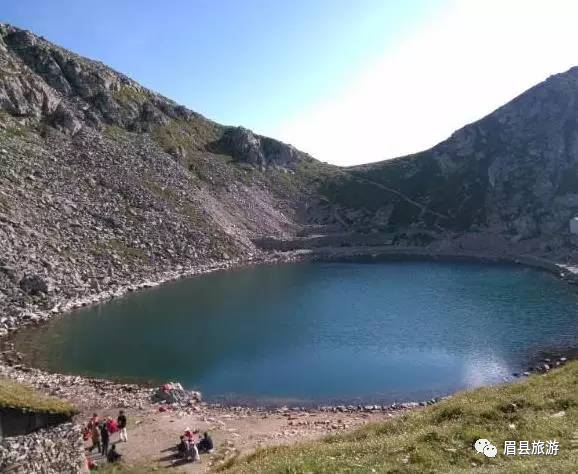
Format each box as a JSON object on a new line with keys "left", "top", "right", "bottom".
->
{"left": 152, "top": 382, "right": 202, "bottom": 404}
{"left": 218, "top": 127, "right": 266, "bottom": 169}
{"left": 50, "top": 104, "right": 82, "bottom": 135}
{"left": 19, "top": 274, "right": 49, "bottom": 295}
{"left": 212, "top": 126, "right": 303, "bottom": 170}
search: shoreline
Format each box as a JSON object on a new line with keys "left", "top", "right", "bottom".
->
{"left": 2, "top": 245, "right": 578, "bottom": 414}
{"left": 5, "top": 244, "right": 578, "bottom": 336}
{"left": 0, "top": 251, "right": 305, "bottom": 336}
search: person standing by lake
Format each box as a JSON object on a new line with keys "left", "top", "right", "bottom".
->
{"left": 106, "top": 416, "right": 118, "bottom": 435}
{"left": 100, "top": 422, "right": 110, "bottom": 456}
{"left": 117, "top": 410, "right": 127, "bottom": 442}
{"left": 88, "top": 413, "right": 99, "bottom": 429}
{"left": 91, "top": 423, "right": 101, "bottom": 454}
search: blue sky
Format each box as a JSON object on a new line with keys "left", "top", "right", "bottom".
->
{"left": 2, "top": 1, "right": 578, "bottom": 164}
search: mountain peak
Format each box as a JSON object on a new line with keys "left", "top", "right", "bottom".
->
{"left": 0, "top": 23, "right": 309, "bottom": 171}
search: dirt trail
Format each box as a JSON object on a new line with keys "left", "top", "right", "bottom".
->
{"left": 80, "top": 404, "right": 404, "bottom": 472}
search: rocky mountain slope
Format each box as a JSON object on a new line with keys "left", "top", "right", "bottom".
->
{"left": 322, "top": 67, "right": 578, "bottom": 255}
{"left": 0, "top": 24, "right": 336, "bottom": 332}
{"left": 2, "top": 22, "right": 578, "bottom": 333}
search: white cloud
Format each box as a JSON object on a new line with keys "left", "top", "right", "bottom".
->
{"left": 275, "top": 0, "right": 578, "bottom": 166}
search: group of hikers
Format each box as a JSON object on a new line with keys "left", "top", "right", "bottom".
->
{"left": 83, "top": 410, "right": 127, "bottom": 469}
{"left": 176, "top": 428, "right": 214, "bottom": 463}
{"left": 83, "top": 409, "right": 215, "bottom": 468}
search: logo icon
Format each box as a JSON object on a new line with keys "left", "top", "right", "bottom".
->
{"left": 483, "top": 444, "right": 497, "bottom": 457}
{"left": 475, "top": 439, "right": 497, "bottom": 457}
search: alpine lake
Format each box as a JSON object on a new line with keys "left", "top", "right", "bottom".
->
{"left": 12, "top": 260, "right": 578, "bottom": 406}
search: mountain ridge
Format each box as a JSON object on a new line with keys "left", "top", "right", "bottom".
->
{"left": 324, "top": 65, "right": 578, "bottom": 240}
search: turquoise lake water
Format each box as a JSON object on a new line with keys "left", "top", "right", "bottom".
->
{"left": 14, "top": 261, "right": 578, "bottom": 405}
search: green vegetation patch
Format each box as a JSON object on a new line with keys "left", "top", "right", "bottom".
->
{"left": 103, "top": 124, "right": 128, "bottom": 140}
{"left": 295, "top": 158, "right": 341, "bottom": 187}
{"left": 222, "top": 361, "right": 578, "bottom": 473}
{"left": 0, "top": 123, "right": 28, "bottom": 139}
{"left": 0, "top": 109, "right": 10, "bottom": 122}
{"left": 143, "top": 179, "right": 180, "bottom": 204}
{"left": 108, "top": 239, "right": 146, "bottom": 261}
{"left": 256, "top": 157, "right": 340, "bottom": 199}
{"left": 112, "top": 84, "right": 149, "bottom": 106}
{"left": 98, "top": 463, "right": 171, "bottom": 474}
{"left": 151, "top": 118, "right": 222, "bottom": 157}
{"left": 0, "top": 378, "right": 76, "bottom": 416}
{"left": 90, "top": 239, "right": 146, "bottom": 262}
{"left": 319, "top": 149, "right": 491, "bottom": 230}
{"left": 0, "top": 192, "right": 10, "bottom": 214}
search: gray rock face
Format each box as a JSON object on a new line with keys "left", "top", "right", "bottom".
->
{"left": 214, "top": 126, "right": 304, "bottom": 170}
{"left": 219, "top": 127, "right": 264, "bottom": 168}
{"left": 0, "top": 23, "right": 192, "bottom": 136}
{"left": 0, "top": 423, "right": 85, "bottom": 474}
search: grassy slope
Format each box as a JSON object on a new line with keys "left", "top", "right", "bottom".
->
{"left": 223, "top": 362, "right": 578, "bottom": 473}
{"left": 0, "top": 378, "right": 76, "bottom": 415}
